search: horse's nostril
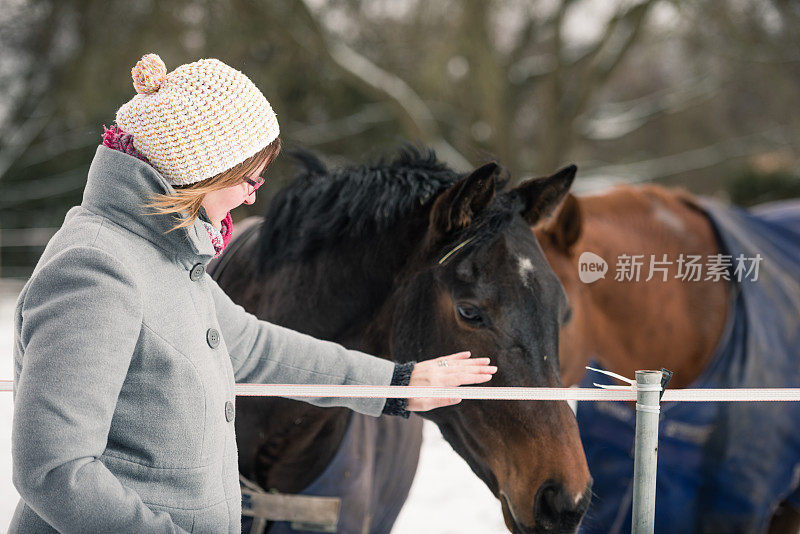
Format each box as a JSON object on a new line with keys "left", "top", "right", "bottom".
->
{"left": 534, "top": 481, "right": 561, "bottom": 531}
{"left": 534, "top": 480, "right": 584, "bottom": 532}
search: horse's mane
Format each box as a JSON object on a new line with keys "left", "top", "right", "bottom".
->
{"left": 255, "top": 145, "right": 515, "bottom": 272}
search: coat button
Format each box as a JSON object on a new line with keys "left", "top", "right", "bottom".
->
{"left": 225, "top": 401, "right": 235, "bottom": 422}
{"left": 189, "top": 263, "right": 205, "bottom": 281}
{"left": 206, "top": 328, "right": 220, "bottom": 348}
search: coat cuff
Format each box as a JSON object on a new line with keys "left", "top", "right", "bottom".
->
{"left": 381, "top": 361, "right": 416, "bottom": 418}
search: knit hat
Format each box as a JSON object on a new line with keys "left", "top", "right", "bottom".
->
{"left": 115, "top": 53, "right": 279, "bottom": 185}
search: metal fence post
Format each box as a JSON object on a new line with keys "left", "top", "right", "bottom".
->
{"left": 632, "top": 370, "right": 663, "bottom": 534}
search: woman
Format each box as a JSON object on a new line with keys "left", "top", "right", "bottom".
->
{"left": 9, "top": 54, "right": 496, "bottom": 533}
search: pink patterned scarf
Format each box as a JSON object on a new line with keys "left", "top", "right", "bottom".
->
{"left": 102, "top": 125, "right": 233, "bottom": 257}
{"left": 199, "top": 212, "right": 233, "bottom": 258}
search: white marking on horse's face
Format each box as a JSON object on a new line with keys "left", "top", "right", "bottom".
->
{"left": 653, "top": 203, "right": 686, "bottom": 234}
{"left": 575, "top": 492, "right": 584, "bottom": 506}
{"left": 518, "top": 256, "right": 534, "bottom": 288}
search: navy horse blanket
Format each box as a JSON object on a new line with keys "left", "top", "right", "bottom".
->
{"left": 576, "top": 198, "right": 800, "bottom": 534}
{"left": 243, "top": 413, "right": 423, "bottom": 534}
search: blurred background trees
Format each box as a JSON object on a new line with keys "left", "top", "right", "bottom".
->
{"left": 1, "top": 0, "right": 799, "bottom": 277}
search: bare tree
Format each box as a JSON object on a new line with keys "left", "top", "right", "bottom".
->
{"left": 2, "top": 0, "right": 798, "bottom": 276}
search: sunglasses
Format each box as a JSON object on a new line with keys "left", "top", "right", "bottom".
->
{"left": 244, "top": 176, "right": 265, "bottom": 196}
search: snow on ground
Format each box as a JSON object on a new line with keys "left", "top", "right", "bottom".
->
{"left": 392, "top": 420, "right": 508, "bottom": 533}
{"left": 0, "top": 278, "right": 507, "bottom": 533}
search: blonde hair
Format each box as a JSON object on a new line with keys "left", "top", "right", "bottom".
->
{"left": 143, "top": 138, "right": 281, "bottom": 233}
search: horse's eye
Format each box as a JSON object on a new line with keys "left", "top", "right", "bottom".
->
{"left": 457, "top": 303, "right": 484, "bottom": 324}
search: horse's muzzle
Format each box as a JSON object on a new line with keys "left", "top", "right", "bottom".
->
{"left": 503, "top": 479, "right": 592, "bottom": 534}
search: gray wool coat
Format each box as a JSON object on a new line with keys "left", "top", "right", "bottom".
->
{"left": 9, "top": 145, "right": 397, "bottom": 533}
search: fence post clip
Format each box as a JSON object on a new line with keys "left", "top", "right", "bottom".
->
{"left": 659, "top": 368, "right": 673, "bottom": 400}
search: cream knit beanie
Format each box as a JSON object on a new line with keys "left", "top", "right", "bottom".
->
{"left": 116, "top": 53, "right": 280, "bottom": 185}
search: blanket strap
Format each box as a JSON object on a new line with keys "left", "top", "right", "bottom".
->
{"left": 240, "top": 474, "right": 341, "bottom": 534}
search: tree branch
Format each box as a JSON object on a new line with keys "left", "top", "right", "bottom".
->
{"left": 0, "top": 99, "right": 53, "bottom": 181}
{"left": 579, "top": 76, "right": 720, "bottom": 140}
{"left": 0, "top": 166, "right": 87, "bottom": 206}
{"left": 574, "top": 125, "right": 794, "bottom": 191}
{"left": 568, "top": 1, "right": 656, "bottom": 120}
{"left": 293, "top": 0, "right": 473, "bottom": 170}
{"left": 290, "top": 104, "right": 393, "bottom": 145}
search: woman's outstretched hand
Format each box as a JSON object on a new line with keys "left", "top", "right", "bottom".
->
{"left": 406, "top": 351, "right": 497, "bottom": 412}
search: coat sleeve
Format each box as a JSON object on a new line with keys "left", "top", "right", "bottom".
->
{"left": 207, "top": 276, "right": 395, "bottom": 417}
{"left": 12, "top": 246, "right": 189, "bottom": 534}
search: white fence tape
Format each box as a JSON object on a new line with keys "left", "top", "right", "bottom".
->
{"left": 2, "top": 379, "right": 800, "bottom": 401}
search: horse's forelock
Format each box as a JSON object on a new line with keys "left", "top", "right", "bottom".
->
{"left": 437, "top": 193, "right": 523, "bottom": 265}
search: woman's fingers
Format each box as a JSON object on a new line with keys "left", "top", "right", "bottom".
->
{"left": 436, "top": 354, "right": 493, "bottom": 368}
{"left": 457, "top": 372, "right": 494, "bottom": 385}
{"left": 437, "top": 354, "right": 494, "bottom": 369}
{"left": 453, "top": 357, "right": 492, "bottom": 366}
{"left": 434, "top": 351, "right": 471, "bottom": 363}
{"left": 408, "top": 397, "right": 462, "bottom": 411}
{"left": 405, "top": 351, "right": 499, "bottom": 411}
{"left": 451, "top": 363, "right": 498, "bottom": 375}
{"left": 436, "top": 398, "right": 462, "bottom": 408}
{"left": 438, "top": 371, "right": 494, "bottom": 387}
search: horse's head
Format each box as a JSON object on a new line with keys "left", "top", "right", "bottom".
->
{"left": 535, "top": 187, "right": 728, "bottom": 389}
{"left": 384, "top": 162, "right": 591, "bottom": 533}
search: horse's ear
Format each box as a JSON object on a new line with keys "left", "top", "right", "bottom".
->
{"left": 514, "top": 164, "right": 576, "bottom": 225}
{"left": 430, "top": 162, "right": 498, "bottom": 235}
{"left": 545, "top": 193, "right": 582, "bottom": 255}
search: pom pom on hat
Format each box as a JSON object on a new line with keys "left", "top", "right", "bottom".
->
{"left": 131, "top": 54, "right": 167, "bottom": 94}
{"left": 116, "top": 53, "right": 280, "bottom": 185}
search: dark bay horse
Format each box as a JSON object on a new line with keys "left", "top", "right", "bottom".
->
{"left": 208, "top": 148, "right": 592, "bottom": 533}
{"left": 535, "top": 185, "right": 800, "bottom": 534}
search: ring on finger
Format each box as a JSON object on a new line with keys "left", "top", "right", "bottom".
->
{"left": 438, "top": 359, "right": 449, "bottom": 367}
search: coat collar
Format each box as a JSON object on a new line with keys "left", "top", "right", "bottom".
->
{"left": 82, "top": 145, "right": 217, "bottom": 265}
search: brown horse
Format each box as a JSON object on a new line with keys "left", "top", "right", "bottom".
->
{"left": 210, "top": 148, "right": 591, "bottom": 534}
{"left": 535, "top": 185, "right": 800, "bottom": 533}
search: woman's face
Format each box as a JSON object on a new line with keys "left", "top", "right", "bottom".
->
{"left": 201, "top": 160, "right": 268, "bottom": 225}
